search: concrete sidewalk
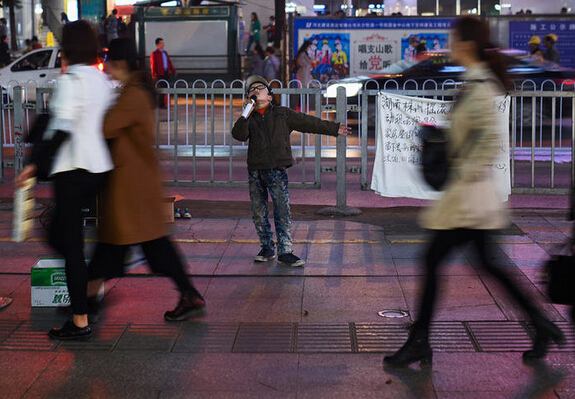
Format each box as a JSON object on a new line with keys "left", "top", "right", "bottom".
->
{"left": 1, "top": 196, "right": 575, "bottom": 398}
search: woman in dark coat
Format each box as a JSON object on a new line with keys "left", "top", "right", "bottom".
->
{"left": 87, "top": 38, "right": 205, "bottom": 322}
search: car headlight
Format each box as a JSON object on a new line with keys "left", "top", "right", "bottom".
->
{"left": 324, "top": 82, "right": 363, "bottom": 98}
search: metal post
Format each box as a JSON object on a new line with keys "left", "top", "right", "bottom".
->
{"left": 336, "top": 86, "right": 346, "bottom": 208}
{"left": 360, "top": 89, "right": 368, "bottom": 189}
{"left": 192, "top": 92, "right": 197, "bottom": 182}
{"left": 511, "top": 95, "right": 516, "bottom": 188}
{"left": 551, "top": 97, "right": 556, "bottom": 188}
{"left": 314, "top": 88, "right": 322, "bottom": 187}
{"left": 316, "top": 86, "right": 360, "bottom": 216}
{"left": 210, "top": 92, "right": 215, "bottom": 183}
{"left": 228, "top": 92, "right": 234, "bottom": 182}
{"left": 13, "top": 87, "right": 24, "bottom": 177}
{"left": 174, "top": 91, "right": 179, "bottom": 182}
{"left": 571, "top": 96, "right": 575, "bottom": 187}
{"left": 531, "top": 98, "right": 536, "bottom": 188}
{"left": 0, "top": 91, "right": 4, "bottom": 183}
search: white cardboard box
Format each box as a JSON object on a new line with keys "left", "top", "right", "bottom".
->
{"left": 31, "top": 259, "right": 103, "bottom": 307}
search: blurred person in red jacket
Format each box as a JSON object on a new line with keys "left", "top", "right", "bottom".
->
{"left": 150, "top": 37, "right": 176, "bottom": 108}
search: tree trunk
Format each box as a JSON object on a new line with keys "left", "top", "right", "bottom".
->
{"left": 9, "top": 4, "right": 17, "bottom": 51}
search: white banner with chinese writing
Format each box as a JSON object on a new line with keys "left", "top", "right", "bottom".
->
{"left": 371, "top": 92, "right": 511, "bottom": 200}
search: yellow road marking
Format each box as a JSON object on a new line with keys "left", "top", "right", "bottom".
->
{"left": 0, "top": 237, "right": 382, "bottom": 244}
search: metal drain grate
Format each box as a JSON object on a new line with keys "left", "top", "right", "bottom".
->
{"left": 59, "top": 322, "right": 128, "bottom": 352}
{"left": 0, "top": 320, "right": 573, "bottom": 354}
{"left": 0, "top": 321, "right": 21, "bottom": 345}
{"left": 548, "top": 321, "right": 575, "bottom": 352}
{"left": 468, "top": 321, "right": 532, "bottom": 352}
{"left": 233, "top": 323, "right": 294, "bottom": 353}
{"left": 115, "top": 323, "right": 180, "bottom": 352}
{"left": 297, "top": 323, "right": 352, "bottom": 353}
{"left": 173, "top": 323, "right": 238, "bottom": 353}
{"left": 355, "top": 322, "right": 409, "bottom": 353}
{"left": 1, "top": 322, "right": 57, "bottom": 351}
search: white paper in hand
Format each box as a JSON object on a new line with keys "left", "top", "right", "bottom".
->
{"left": 12, "top": 177, "right": 36, "bottom": 242}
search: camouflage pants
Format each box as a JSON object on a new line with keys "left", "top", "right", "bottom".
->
{"left": 248, "top": 168, "right": 292, "bottom": 255}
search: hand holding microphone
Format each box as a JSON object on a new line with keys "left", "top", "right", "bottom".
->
{"left": 242, "top": 95, "right": 257, "bottom": 118}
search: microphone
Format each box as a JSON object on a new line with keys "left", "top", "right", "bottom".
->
{"left": 242, "top": 95, "right": 257, "bottom": 118}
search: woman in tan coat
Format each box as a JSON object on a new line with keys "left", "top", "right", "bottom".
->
{"left": 383, "top": 16, "right": 563, "bottom": 369}
{"left": 87, "top": 38, "right": 205, "bottom": 322}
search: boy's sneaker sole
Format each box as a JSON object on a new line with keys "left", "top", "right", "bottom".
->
{"left": 254, "top": 255, "right": 275, "bottom": 262}
{"left": 278, "top": 259, "right": 305, "bottom": 267}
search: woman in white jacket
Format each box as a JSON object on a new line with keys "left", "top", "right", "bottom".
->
{"left": 383, "top": 16, "right": 564, "bottom": 368}
{"left": 17, "top": 21, "right": 114, "bottom": 340}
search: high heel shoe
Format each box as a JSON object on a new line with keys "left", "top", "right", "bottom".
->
{"left": 523, "top": 316, "right": 565, "bottom": 361}
{"left": 383, "top": 331, "right": 433, "bottom": 368}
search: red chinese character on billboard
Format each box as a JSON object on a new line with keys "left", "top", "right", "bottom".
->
{"left": 368, "top": 55, "right": 382, "bottom": 70}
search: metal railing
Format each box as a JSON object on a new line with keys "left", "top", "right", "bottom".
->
{"left": 2, "top": 78, "right": 575, "bottom": 196}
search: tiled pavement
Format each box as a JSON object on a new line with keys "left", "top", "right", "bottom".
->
{"left": 1, "top": 201, "right": 575, "bottom": 398}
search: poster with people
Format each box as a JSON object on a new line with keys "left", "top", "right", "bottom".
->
{"left": 509, "top": 21, "right": 575, "bottom": 68}
{"left": 306, "top": 34, "right": 350, "bottom": 82}
{"left": 401, "top": 33, "right": 449, "bottom": 61}
{"left": 294, "top": 18, "right": 453, "bottom": 79}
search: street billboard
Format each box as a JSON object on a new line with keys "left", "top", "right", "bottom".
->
{"left": 293, "top": 18, "right": 453, "bottom": 81}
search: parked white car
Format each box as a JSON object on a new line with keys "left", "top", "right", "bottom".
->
{"left": 0, "top": 47, "right": 61, "bottom": 102}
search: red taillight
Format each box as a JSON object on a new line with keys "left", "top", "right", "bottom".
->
{"left": 97, "top": 62, "right": 104, "bottom": 72}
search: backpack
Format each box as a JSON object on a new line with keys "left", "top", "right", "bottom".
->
{"left": 420, "top": 78, "right": 492, "bottom": 190}
{"left": 420, "top": 124, "right": 450, "bottom": 191}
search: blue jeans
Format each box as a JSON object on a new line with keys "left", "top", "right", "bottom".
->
{"left": 248, "top": 168, "right": 292, "bottom": 255}
{"left": 246, "top": 36, "right": 256, "bottom": 52}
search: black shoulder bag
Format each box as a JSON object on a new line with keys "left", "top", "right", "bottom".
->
{"left": 419, "top": 79, "right": 493, "bottom": 191}
{"left": 26, "top": 114, "right": 69, "bottom": 181}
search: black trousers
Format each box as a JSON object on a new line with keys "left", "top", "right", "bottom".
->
{"left": 50, "top": 170, "right": 108, "bottom": 315}
{"left": 156, "top": 74, "right": 170, "bottom": 108}
{"left": 88, "top": 237, "right": 201, "bottom": 299}
{"left": 413, "top": 229, "right": 541, "bottom": 334}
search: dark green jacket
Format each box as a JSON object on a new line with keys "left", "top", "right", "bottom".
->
{"left": 232, "top": 105, "right": 340, "bottom": 170}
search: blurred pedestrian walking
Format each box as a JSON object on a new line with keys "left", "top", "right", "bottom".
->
{"left": 264, "top": 15, "right": 275, "bottom": 47}
{"left": 150, "top": 37, "right": 177, "bottom": 108}
{"left": 106, "top": 9, "right": 119, "bottom": 44}
{"left": 528, "top": 36, "right": 544, "bottom": 62}
{"left": 0, "top": 18, "right": 7, "bottom": 38}
{"left": 262, "top": 46, "right": 280, "bottom": 81}
{"left": 0, "top": 35, "right": 10, "bottom": 67}
{"left": 60, "top": 12, "right": 69, "bottom": 25}
{"left": 31, "top": 36, "right": 42, "bottom": 50}
{"left": 232, "top": 76, "right": 351, "bottom": 267}
{"left": 16, "top": 20, "right": 114, "bottom": 340}
{"left": 250, "top": 43, "right": 265, "bottom": 77}
{"left": 383, "top": 16, "right": 564, "bottom": 369}
{"left": 86, "top": 38, "right": 205, "bottom": 322}
{"left": 543, "top": 34, "right": 560, "bottom": 65}
{"left": 245, "top": 12, "right": 260, "bottom": 53}
{"left": 295, "top": 40, "right": 313, "bottom": 88}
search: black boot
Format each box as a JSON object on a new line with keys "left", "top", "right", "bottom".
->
{"left": 523, "top": 315, "right": 564, "bottom": 362}
{"left": 164, "top": 293, "right": 206, "bottom": 322}
{"left": 383, "top": 329, "right": 432, "bottom": 368}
